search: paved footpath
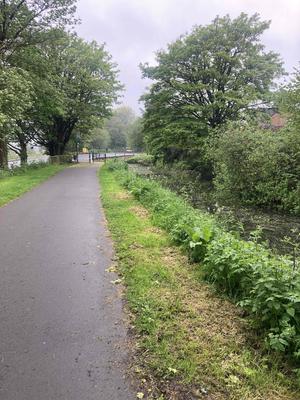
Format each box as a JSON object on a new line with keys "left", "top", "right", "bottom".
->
{"left": 0, "top": 166, "right": 134, "bottom": 400}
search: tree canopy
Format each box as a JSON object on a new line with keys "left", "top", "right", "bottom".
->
{"left": 141, "top": 13, "right": 284, "bottom": 163}
{"left": 0, "top": 0, "right": 80, "bottom": 167}
{"left": 0, "top": 0, "right": 76, "bottom": 60}
{"left": 28, "top": 32, "right": 122, "bottom": 155}
{"left": 278, "top": 66, "right": 300, "bottom": 130}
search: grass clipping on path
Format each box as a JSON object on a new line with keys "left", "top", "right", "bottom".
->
{"left": 100, "top": 166, "right": 299, "bottom": 400}
{"left": 0, "top": 164, "right": 65, "bottom": 207}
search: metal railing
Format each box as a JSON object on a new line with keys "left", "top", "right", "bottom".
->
{"left": 76, "top": 151, "right": 135, "bottom": 163}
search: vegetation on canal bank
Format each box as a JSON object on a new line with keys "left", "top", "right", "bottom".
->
{"left": 100, "top": 161, "right": 300, "bottom": 400}
{"left": 0, "top": 163, "right": 65, "bottom": 207}
{"left": 140, "top": 13, "right": 300, "bottom": 217}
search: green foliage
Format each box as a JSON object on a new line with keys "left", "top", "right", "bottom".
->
{"left": 0, "top": 161, "right": 47, "bottom": 179}
{"left": 87, "top": 127, "right": 111, "bottom": 150}
{"left": 141, "top": 13, "right": 284, "bottom": 168}
{"left": 0, "top": 66, "right": 33, "bottom": 167}
{"left": 107, "top": 161, "right": 300, "bottom": 363}
{"left": 0, "top": 0, "right": 77, "bottom": 61}
{"left": 0, "top": 2, "right": 120, "bottom": 164}
{"left": 188, "top": 224, "right": 215, "bottom": 262}
{"left": 127, "top": 117, "right": 145, "bottom": 151}
{"left": 105, "top": 106, "right": 136, "bottom": 150}
{"left": 106, "top": 158, "right": 128, "bottom": 171}
{"left": 25, "top": 32, "right": 122, "bottom": 155}
{"left": 100, "top": 164, "right": 299, "bottom": 399}
{"left": 126, "top": 154, "right": 153, "bottom": 166}
{"left": 278, "top": 66, "right": 300, "bottom": 131}
{"left": 211, "top": 123, "right": 300, "bottom": 214}
{"left": 0, "top": 67, "right": 33, "bottom": 128}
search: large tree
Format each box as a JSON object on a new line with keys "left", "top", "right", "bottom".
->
{"left": 141, "top": 13, "right": 284, "bottom": 164}
{"left": 0, "top": 0, "right": 76, "bottom": 166}
{"left": 29, "top": 32, "right": 122, "bottom": 155}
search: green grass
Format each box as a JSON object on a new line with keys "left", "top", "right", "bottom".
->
{"left": 99, "top": 165, "right": 300, "bottom": 400}
{"left": 0, "top": 164, "right": 65, "bottom": 207}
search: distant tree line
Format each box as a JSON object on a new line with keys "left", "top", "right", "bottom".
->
{"left": 141, "top": 13, "right": 300, "bottom": 214}
{"left": 87, "top": 106, "right": 145, "bottom": 152}
{"left": 0, "top": 0, "right": 122, "bottom": 168}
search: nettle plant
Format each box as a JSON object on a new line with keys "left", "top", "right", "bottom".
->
{"left": 204, "top": 232, "right": 300, "bottom": 359}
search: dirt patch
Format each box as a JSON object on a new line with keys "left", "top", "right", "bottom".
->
{"left": 115, "top": 191, "right": 132, "bottom": 200}
{"left": 146, "top": 226, "right": 163, "bottom": 235}
{"left": 162, "top": 246, "right": 187, "bottom": 267}
{"left": 129, "top": 242, "right": 145, "bottom": 250}
{"left": 162, "top": 247, "right": 248, "bottom": 348}
{"left": 129, "top": 205, "right": 149, "bottom": 219}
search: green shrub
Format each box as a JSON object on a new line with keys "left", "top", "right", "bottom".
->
{"left": 126, "top": 153, "right": 154, "bottom": 166}
{"left": 211, "top": 124, "right": 300, "bottom": 215}
{"left": 106, "top": 158, "right": 128, "bottom": 171}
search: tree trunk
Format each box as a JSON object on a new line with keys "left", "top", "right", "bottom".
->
{"left": 46, "top": 117, "right": 77, "bottom": 156}
{"left": 20, "top": 139, "right": 28, "bottom": 166}
{"left": 48, "top": 141, "right": 66, "bottom": 156}
{"left": 0, "top": 137, "right": 8, "bottom": 169}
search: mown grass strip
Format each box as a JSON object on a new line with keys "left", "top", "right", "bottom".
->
{"left": 0, "top": 164, "right": 65, "bottom": 207}
{"left": 100, "top": 165, "right": 299, "bottom": 400}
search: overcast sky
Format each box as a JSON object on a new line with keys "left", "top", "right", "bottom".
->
{"left": 76, "top": 0, "right": 300, "bottom": 113}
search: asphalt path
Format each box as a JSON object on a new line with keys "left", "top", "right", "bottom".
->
{"left": 0, "top": 165, "right": 134, "bottom": 400}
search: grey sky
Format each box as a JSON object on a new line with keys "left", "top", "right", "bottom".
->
{"left": 76, "top": 0, "right": 300, "bottom": 113}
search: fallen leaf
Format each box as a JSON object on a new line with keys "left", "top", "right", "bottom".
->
{"left": 105, "top": 265, "right": 117, "bottom": 273}
{"left": 167, "top": 367, "right": 178, "bottom": 374}
{"left": 110, "top": 279, "right": 123, "bottom": 285}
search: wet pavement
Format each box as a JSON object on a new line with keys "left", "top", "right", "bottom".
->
{"left": 0, "top": 165, "right": 134, "bottom": 400}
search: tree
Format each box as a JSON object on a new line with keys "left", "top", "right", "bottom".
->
{"left": 105, "top": 106, "right": 136, "bottom": 149}
{"left": 0, "top": 66, "right": 33, "bottom": 167}
{"left": 0, "top": 0, "right": 76, "bottom": 60}
{"left": 0, "top": 0, "right": 76, "bottom": 166}
{"left": 127, "top": 117, "right": 144, "bottom": 151}
{"left": 88, "top": 126, "right": 111, "bottom": 150}
{"left": 278, "top": 66, "right": 300, "bottom": 130}
{"left": 27, "top": 32, "right": 122, "bottom": 155}
{"left": 141, "top": 13, "right": 284, "bottom": 165}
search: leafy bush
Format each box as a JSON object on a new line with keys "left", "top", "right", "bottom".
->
{"left": 106, "top": 159, "right": 300, "bottom": 362}
{"left": 106, "top": 158, "right": 128, "bottom": 171}
{"left": 126, "top": 154, "right": 154, "bottom": 166}
{"left": 211, "top": 124, "right": 300, "bottom": 215}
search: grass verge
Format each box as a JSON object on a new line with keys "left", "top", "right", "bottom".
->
{"left": 0, "top": 164, "right": 65, "bottom": 207}
{"left": 99, "top": 165, "right": 300, "bottom": 400}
